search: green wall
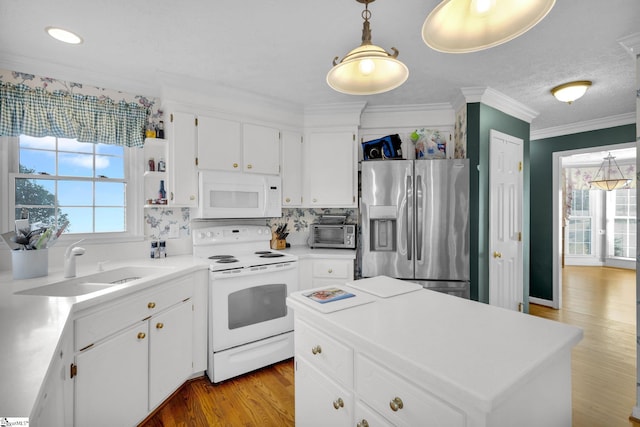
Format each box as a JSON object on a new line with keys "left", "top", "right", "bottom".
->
{"left": 529, "top": 124, "right": 636, "bottom": 300}
{"left": 467, "top": 103, "right": 531, "bottom": 307}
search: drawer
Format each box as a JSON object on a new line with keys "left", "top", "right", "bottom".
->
{"left": 295, "top": 319, "right": 353, "bottom": 388}
{"left": 75, "top": 276, "right": 193, "bottom": 351}
{"left": 312, "top": 260, "right": 353, "bottom": 279}
{"left": 355, "top": 400, "right": 393, "bottom": 427}
{"left": 356, "top": 353, "right": 465, "bottom": 427}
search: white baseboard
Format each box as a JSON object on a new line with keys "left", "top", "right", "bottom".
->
{"left": 529, "top": 297, "right": 554, "bottom": 308}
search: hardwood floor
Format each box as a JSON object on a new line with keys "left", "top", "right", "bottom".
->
{"left": 530, "top": 266, "right": 636, "bottom": 427}
{"left": 141, "top": 265, "right": 636, "bottom": 427}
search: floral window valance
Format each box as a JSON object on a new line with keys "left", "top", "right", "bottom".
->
{"left": 0, "top": 82, "right": 149, "bottom": 147}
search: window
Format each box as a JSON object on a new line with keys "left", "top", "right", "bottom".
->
{"left": 12, "top": 135, "right": 131, "bottom": 234}
{"left": 565, "top": 189, "right": 592, "bottom": 256}
{"left": 609, "top": 188, "right": 636, "bottom": 259}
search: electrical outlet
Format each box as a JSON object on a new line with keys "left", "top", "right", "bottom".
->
{"left": 169, "top": 224, "right": 179, "bottom": 239}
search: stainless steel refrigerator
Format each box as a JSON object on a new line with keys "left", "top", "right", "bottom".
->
{"left": 361, "top": 159, "right": 470, "bottom": 298}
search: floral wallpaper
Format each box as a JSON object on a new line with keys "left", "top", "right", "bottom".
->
{"left": 144, "top": 207, "right": 191, "bottom": 240}
{"left": 454, "top": 104, "right": 467, "bottom": 159}
{"left": 0, "top": 68, "right": 162, "bottom": 122}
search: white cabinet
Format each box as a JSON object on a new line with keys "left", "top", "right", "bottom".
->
{"left": 196, "top": 116, "right": 280, "bottom": 175}
{"left": 242, "top": 123, "right": 280, "bottom": 175}
{"left": 166, "top": 112, "right": 198, "bottom": 207}
{"left": 73, "top": 275, "right": 197, "bottom": 426}
{"left": 298, "top": 257, "right": 354, "bottom": 291}
{"left": 197, "top": 115, "right": 241, "bottom": 172}
{"left": 281, "top": 130, "right": 303, "bottom": 206}
{"left": 304, "top": 130, "right": 357, "bottom": 207}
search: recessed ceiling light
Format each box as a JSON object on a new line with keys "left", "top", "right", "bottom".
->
{"left": 45, "top": 27, "right": 83, "bottom": 45}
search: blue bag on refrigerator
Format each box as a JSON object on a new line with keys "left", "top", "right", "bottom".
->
{"left": 362, "top": 134, "right": 403, "bottom": 160}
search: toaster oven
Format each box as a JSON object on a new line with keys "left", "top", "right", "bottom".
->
{"left": 309, "top": 216, "right": 356, "bottom": 249}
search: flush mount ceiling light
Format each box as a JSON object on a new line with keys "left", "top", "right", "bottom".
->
{"left": 327, "top": 0, "right": 409, "bottom": 95}
{"left": 422, "top": 0, "right": 556, "bottom": 53}
{"left": 589, "top": 153, "right": 631, "bottom": 191}
{"left": 550, "top": 80, "right": 592, "bottom": 104}
{"left": 45, "top": 27, "right": 83, "bottom": 44}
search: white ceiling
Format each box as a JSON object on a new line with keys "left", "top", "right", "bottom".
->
{"left": 0, "top": 0, "right": 638, "bottom": 133}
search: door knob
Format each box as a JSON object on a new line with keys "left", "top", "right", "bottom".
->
{"left": 493, "top": 251, "right": 502, "bottom": 258}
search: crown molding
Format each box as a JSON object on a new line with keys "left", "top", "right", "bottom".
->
{"left": 618, "top": 33, "right": 640, "bottom": 59}
{"left": 530, "top": 112, "right": 636, "bottom": 140}
{"left": 460, "top": 87, "right": 539, "bottom": 123}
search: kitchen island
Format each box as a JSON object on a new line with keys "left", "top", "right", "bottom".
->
{"left": 287, "top": 276, "right": 583, "bottom": 427}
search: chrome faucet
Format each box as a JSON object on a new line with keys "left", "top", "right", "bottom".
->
{"left": 64, "top": 239, "right": 86, "bottom": 278}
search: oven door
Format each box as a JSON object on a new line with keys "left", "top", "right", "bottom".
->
{"left": 210, "top": 262, "right": 298, "bottom": 352}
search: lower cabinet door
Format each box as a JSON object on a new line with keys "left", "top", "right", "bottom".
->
{"left": 355, "top": 401, "right": 393, "bottom": 427}
{"left": 149, "top": 299, "right": 193, "bottom": 410}
{"left": 295, "top": 356, "right": 353, "bottom": 427}
{"left": 75, "top": 322, "right": 149, "bottom": 427}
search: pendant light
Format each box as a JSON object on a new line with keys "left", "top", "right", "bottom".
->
{"left": 550, "top": 81, "right": 592, "bottom": 104}
{"left": 589, "top": 153, "right": 631, "bottom": 191}
{"left": 422, "top": 0, "right": 556, "bottom": 53}
{"left": 327, "top": 0, "right": 409, "bottom": 95}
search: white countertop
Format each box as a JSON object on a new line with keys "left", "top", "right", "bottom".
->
{"left": 288, "top": 277, "right": 583, "bottom": 413}
{"left": 0, "top": 255, "right": 209, "bottom": 417}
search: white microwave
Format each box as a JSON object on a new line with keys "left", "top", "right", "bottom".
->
{"left": 198, "top": 171, "right": 282, "bottom": 218}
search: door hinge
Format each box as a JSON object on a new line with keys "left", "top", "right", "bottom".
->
{"left": 195, "top": 157, "right": 199, "bottom": 166}
{"left": 195, "top": 117, "right": 198, "bottom": 126}
{"left": 517, "top": 231, "right": 522, "bottom": 242}
{"left": 352, "top": 134, "right": 356, "bottom": 141}
{"left": 518, "top": 302, "right": 524, "bottom": 312}
{"left": 353, "top": 196, "right": 356, "bottom": 203}
{"left": 278, "top": 131, "right": 281, "bottom": 140}
{"left": 518, "top": 161, "right": 523, "bottom": 172}
{"left": 300, "top": 136, "right": 303, "bottom": 144}
{"left": 70, "top": 363, "right": 77, "bottom": 379}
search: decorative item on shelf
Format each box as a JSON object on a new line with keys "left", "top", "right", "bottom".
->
{"left": 157, "top": 157, "right": 166, "bottom": 172}
{"left": 148, "top": 158, "right": 155, "bottom": 172}
{"left": 550, "top": 80, "right": 592, "bottom": 104}
{"left": 156, "top": 120, "right": 164, "bottom": 139}
{"left": 411, "top": 128, "right": 446, "bottom": 159}
{"left": 326, "top": 0, "right": 409, "bottom": 95}
{"left": 422, "top": 0, "right": 555, "bottom": 53}
{"left": 362, "top": 134, "right": 403, "bottom": 160}
{"left": 158, "top": 180, "right": 167, "bottom": 201}
{"left": 145, "top": 121, "right": 156, "bottom": 138}
{"left": 588, "top": 152, "right": 631, "bottom": 191}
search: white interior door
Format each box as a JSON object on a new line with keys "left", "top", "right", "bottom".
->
{"left": 489, "top": 130, "right": 523, "bottom": 311}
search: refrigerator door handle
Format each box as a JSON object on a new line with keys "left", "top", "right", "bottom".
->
{"left": 416, "top": 174, "right": 423, "bottom": 261}
{"left": 406, "top": 174, "right": 413, "bottom": 261}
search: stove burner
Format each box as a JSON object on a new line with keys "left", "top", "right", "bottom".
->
{"left": 216, "top": 258, "right": 239, "bottom": 264}
{"left": 259, "top": 253, "right": 285, "bottom": 258}
{"left": 209, "top": 255, "right": 235, "bottom": 260}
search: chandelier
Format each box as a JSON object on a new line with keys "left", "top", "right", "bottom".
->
{"left": 589, "top": 153, "right": 631, "bottom": 191}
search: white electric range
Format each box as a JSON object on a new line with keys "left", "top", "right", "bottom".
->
{"left": 192, "top": 225, "right": 298, "bottom": 383}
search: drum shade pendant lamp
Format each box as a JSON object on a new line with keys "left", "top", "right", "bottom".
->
{"left": 327, "top": 0, "right": 409, "bottom": 95}
{"left": 422, "top": 0, "right": 556, "bottom": 53}
{"left": 589, "top": 153, "right": 631, "bottom": 191}
{"left": 550, "top": 80, "right": 592, "bottom": 104}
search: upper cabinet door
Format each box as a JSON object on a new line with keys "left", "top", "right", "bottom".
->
{"left": 243, "top": 123, "right": 280, "bottom": 175}
{"left": 167, "top": 112, "right": 198, "bottom": 207}
{"left": 305, "top": 130, "right": 357, "bottom": 207}
{"left": 281, "top": 130, "right": 303, "bottom": 206}
{"left": 197, "top": 115, "right": 242, "bottom": 172}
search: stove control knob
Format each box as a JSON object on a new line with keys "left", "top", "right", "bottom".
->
{"left": 206, "top": 231, "right": 213, "bottom": 238}
{"left": 197, "top": 232, "right": 205, "bottom": 239}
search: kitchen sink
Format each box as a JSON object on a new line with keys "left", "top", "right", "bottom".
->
{"left": 15, "top": 266, "right": 172, "bottom": 297}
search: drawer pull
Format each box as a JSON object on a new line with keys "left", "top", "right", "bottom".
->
{"left": 332, "top": 397, "right": 344, "bottom": 410}
{"left": 311, "top": 345, "right": 322, "bottom": 355}
{"left": 137, "top": 332, "right": 146, "bottom": 340}
{"left": 247, "top": 164, "right": 253, "bottom": 169}
{"left": 357, "top": 420, "right": 369, "bottom": 427}
{"left": 148, "top": 302, "right": 156, "bottom": 309}
{"left": 389, "top": 396, "right": 404, "bottom": 412}
{"left": 233, "top": 163, "right": 239, "bottom": 168}
{"left": 328, "top": 268, "right": 333, "bottom": 274}
{"left": 156, "top": 322, "right": 164, "bottom": 329}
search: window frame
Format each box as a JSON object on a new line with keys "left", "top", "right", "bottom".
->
{"left": 3, "top": 136, "right": 144, "bottom": 243}
{"left": 606, "top": 188, "right": 636, "bottom": 260}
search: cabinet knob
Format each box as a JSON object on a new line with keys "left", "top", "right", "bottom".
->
{"left": 233, "top": 163, "right": 239, "bottom": 168}
{"left": 247, "top": 164, "right": 253, "bottom": 169}
{"left": 190, "top": 195, "right": 195, "bottom": 200}
{"left": 332, "top": 397, "right": 344, "bottom": 410}
{"left": 148, "top": 302, "right": 156, "bottom": 309}
{"left": 170, "top": 192, "right": 174, "bottom": 201}
{"left": 137, "top": 332, "right": 146, "bottom": 340}
{"left": 312, "top": 198, "right": 317, "bottom": 203}
{"left": 327, "top": 268, "right": 333, "bottom": 274}
{"left": 389, "top": 396, "right": 404, "bottom": 412}
{"left": 285, "top": 197, "right": 291, "bottom": 203}
{"left": 357, "top": 420, "right": 370, "bottom": 427}
{"left": 311, "top": 345, "right": 322, "bottom": 355}
{"left": 156, "top": 322, "right": 164, "bottom": 329}
{"left": 493, "top": 251, "right": 502, "bottom": 259}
